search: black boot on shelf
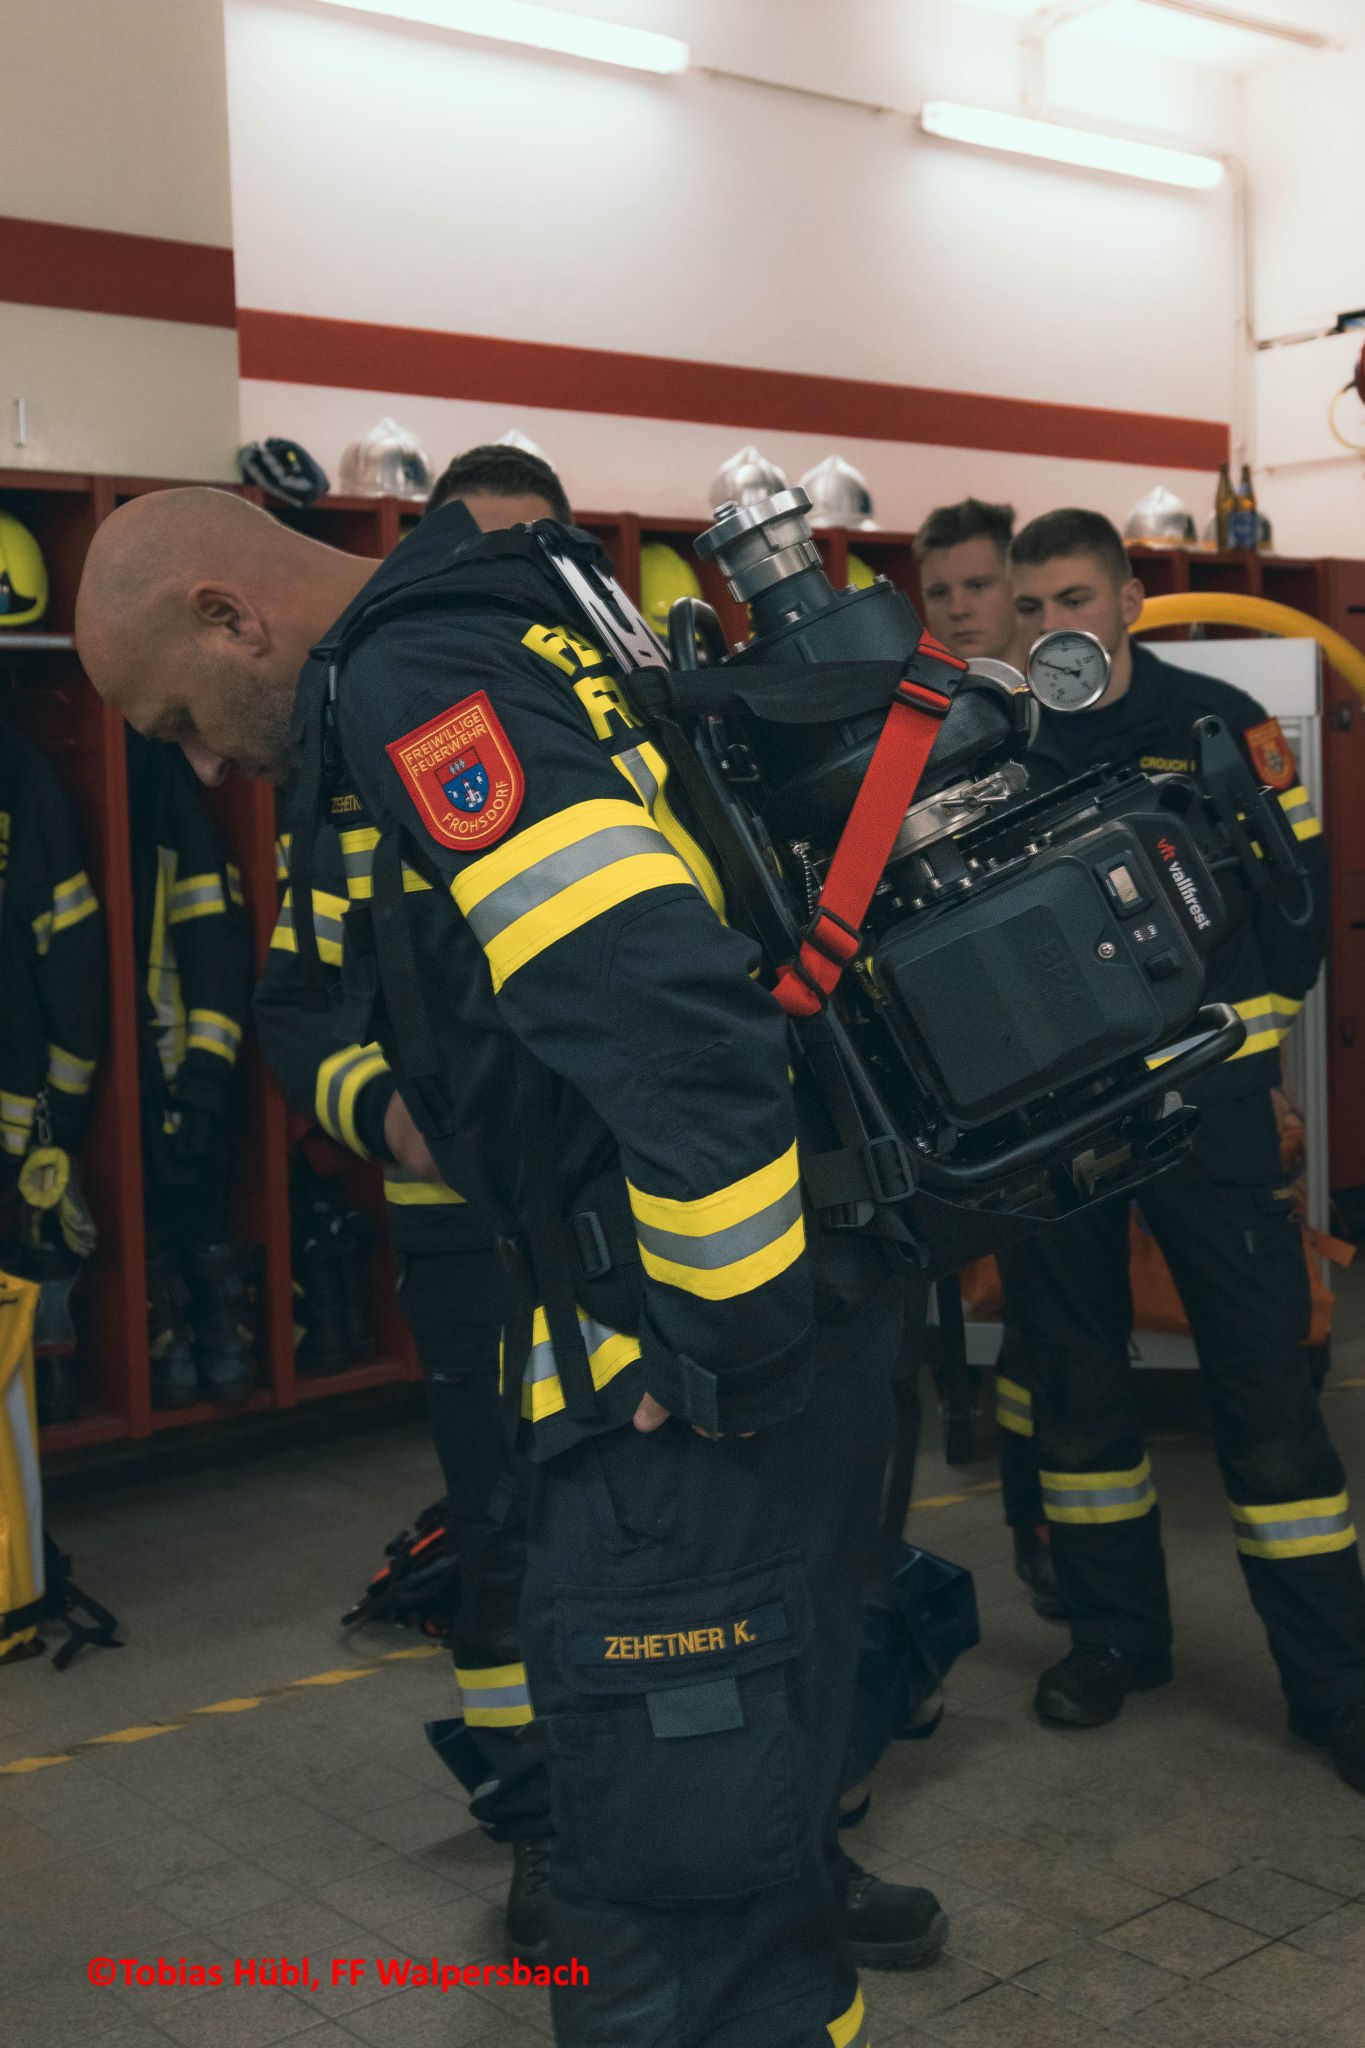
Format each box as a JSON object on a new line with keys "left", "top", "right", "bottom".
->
{"left": 338, "top": 1208, "right": 378, "bottom": 1363}
{"left": 293, "top": 1223, "right": 353, "bottom": 1376}
{"left": 147, "top": 1247, "right": 199, "bottom": 1410}
{"left": 190, "top": 1240, "right": 259, "bottom": 1405}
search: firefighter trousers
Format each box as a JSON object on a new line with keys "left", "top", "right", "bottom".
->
{"left": 999, "top": 1094, "right": 1365, "bottom": 1713}
{"left": 520, "top": 1281, "right": 901, "bottom": 2048}
{"left": 397, "top": 1246, "right": 550, "bottom": 1840}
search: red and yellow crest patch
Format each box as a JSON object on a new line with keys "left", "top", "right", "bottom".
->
{"left": 1243, "top": 716, "right": 1295, "bottom": 791}
{"left": 386, "top": 693, "right": 524, "bottom": 851}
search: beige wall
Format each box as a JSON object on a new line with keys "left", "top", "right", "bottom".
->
{"left": 1, "top": 0, "right": 239, "bottom": 479}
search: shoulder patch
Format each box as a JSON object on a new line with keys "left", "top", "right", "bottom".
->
{"left": 1243, "top": 716, "right": 1295, "bottom": 791}
{"left": 386, "top": 692, "right": 524, "bottom": 851}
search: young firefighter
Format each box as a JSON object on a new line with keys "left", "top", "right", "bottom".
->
{"left": 1000, "top": 508, "right": 1365, "bottom": 1791}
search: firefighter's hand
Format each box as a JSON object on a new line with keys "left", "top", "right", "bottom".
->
{"left": 634, "top": 1393, "right": 755, "bottom": 1440}
{"left": 382, "top": 1093, "right": 445, "bottom": 1184}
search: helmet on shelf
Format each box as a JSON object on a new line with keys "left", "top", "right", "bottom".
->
{"left": 0, "top": 512, "right": 48, "bottom": 629}
{"left": 495, "top": 428, "right": 555, "bottom": 464}
{"left": 338, "top": 417, "right": 434, "bottom": 500}
{"left": 236, "top": 438, "right": 330, "bottom": 508}
{"left": 639, "top": 542, "right": 703, "bottom": 639}
{"left": 1124, "top": 485, "right": 1196, "bottom": 547}
{"left": 800, "top": 454, "right": 878, "bottom": 530}
{"left": 708, "top": 445, "right": 790, "bottom": 513}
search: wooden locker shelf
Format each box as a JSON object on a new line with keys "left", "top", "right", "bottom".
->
{"left": 9, "top": 467, "right": 1365, "bottom": 1467}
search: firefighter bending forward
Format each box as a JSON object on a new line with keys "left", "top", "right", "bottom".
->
{"left": 76, "top": 486, "right": 920, "bottom": 2047}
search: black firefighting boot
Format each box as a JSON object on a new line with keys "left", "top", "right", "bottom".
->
{"left": 832, "top": 1848, "right": 948, "bottom": 1971}
{"left": 147, "top": 1247, "right": 199, "bottom": 1409}
{"left": 293, "top": 1222, "right": 352, "bottom": 1376}
{"left": 1036, "top": 1643, "right": 1173, "bottom": 1729}
{"left": 338, "top": 1208, "right": 378, "bottom": 1362}
{"left": 505, "top": 1837, "right": 551, "bottom": 1962}
{"left": 1013, "top": 1524, "right": 1067, "bottom": 1621}
{"left": 27, "top": 1242, "right": 82, "bottom": 1427}
{"left": 1289, "top": 1702, "right": 1365, "bottom": 1794}
{"left": 189, "top": 1241, "right": 259, "bottom": 1405}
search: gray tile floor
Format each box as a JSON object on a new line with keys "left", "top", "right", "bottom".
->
{"left": 7, "top": 1277, "right": 1365, "bottom": 2048}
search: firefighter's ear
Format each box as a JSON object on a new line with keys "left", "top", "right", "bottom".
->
{"left": 1119, "top": 576, "right": 1145, "bottom": 631}
{"left": 189, "top": 581, "right": 269, "bottom": 654}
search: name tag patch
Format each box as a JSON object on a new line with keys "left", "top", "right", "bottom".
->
{"left": 566, "top": 1599, "right": 788, "bottom": 1667}
{"left": 386, "top": 692, "right": 524, "bottom": 850}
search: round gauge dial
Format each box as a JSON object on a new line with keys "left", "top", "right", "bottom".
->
{"left": 1025, "top": 629, "right": 1111, "bottom": 713}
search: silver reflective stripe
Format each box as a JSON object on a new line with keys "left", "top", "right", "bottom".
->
{"left": 276, "top": 900, "right": 346, "bottom": 952}
{"left": 632, "top": 1181, "right": 804, "bottom": 1272}
{"left": 617, "top": 744, "right": 659, "bottom": 808}
{"left": 187, "top": 1014, "right": 240, "bottom": 1056}
{"left": 169, "top": 876, "right": 225, "bottom": 916}
{"left": 1042, "top": 1476, "right": 1153, "bottom": 1512}
{"left": 1231, "top": 1503, "right": 1353, "bottom": 1548}
{"left": 463, "top": 822, "right": 667, "bottom": 949}
{"left": 52, "top": 872, "right": 97, "bottom": 926}
{"left": 46, "top": 1044, "right": 96, "bottom": 1095}
{"left": 524, "top": 1313, "right": 620, "bottom": 1384}
{"left": 460, "top": 1684, "right": 527, "bottom": 1713}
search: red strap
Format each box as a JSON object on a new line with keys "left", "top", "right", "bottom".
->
{"left": 774, "top": 675, "right": 954, "bottom": 1018}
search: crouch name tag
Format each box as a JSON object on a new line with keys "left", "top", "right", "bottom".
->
{"left": 386, "top": 692, "right": 525, "bottom": 851}
{"left": 565, "top": 1598, "right": 789, "bottom": 1668}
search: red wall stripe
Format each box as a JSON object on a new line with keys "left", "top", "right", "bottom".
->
{"left": 237, "top": 307, "right": 1229, "bottom": 470}
{"left": 0, "top": 215, "right": 236, "bottom": 330}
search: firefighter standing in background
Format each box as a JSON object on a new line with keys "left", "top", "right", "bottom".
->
{"left": 912, "top": 499, "right": 1062, "bottom": 1619}
{"left": 127, "top": 735, "right": 253, "bottom": 1406}
{"left": 0, "top": 717, "right": 106, "bottom": 1425}
{"left": 78, "top": 484, "right": 955, "bottom": 2048}
{"left": 998, "top": 508, "right": 1365, "bottom": 1792}
{"left": 253, "top": 444, "right": 578, "bottom": 1960}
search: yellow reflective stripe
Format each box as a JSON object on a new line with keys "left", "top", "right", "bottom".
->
{"left": 455, "top": 1660, "right": 533, "bottom": 1729}
{"left": 315, "top": 1042, "right": 389, "bottom": 1154}
{"left": 1275, "top": 785, "right": 1322, "bottom": 841}
{"left": 996, "top": 1373, "right": 1034, "bottom": 1438}
{"left": 1292, "top": 816, "right": 1323, "bottom": 841}
{"left": 227, "top": 862, "right": 244, "bottom": 907}
{"left": 629, "top": 1144, "right": 806, "bottom": 1300}
{"left": 46, "top": 1043, "right": 96, "bottom": 1096}
{"left": 339, "top": 825, "right": 380, "bottom": 901}
{"left": 1041, "top": 1457, "right": 1156, "bottom": 1526}
{"left": 828, "top": 1990, "right": 868, "bottom": 2048}
{"left": 521, "top": 1304, "right": 641, "bottom": 1423}
{"left": 628, "top": 1142, "right": 799, "bottom": 1239}
{"left": 167, "top": 870, "right": 227, "bottom": 925}
{"left": 275, "top": 832, "right": 292, "bottom": 883}
{"left": 270, "top": 886, "right": 347, "bottom": 965}
{"left": 614, "top": 741, "right": 726, "bottom": 922}
{"left": 0, "top": 1092, "right": 36, "bottom": 1156}
{"left": 185, "top": 1009, "right": 243, "bottom": 1063}
{"left": 453, "top": 800, "right": 695, "bottom": 994}
{"left": 629, "top": 1145, "right": 806, "bottom": 1303}
{"left": 383, "top": 1168, "right": 466, "bottom": 1207}
{"left": 1230, "top": 1491, "right": 1356, "bottom": 1560}
{"left": 31, "top": 910, "right": 53, "bottom": 956}
{"left": 51, "top": 869, "right": 98, "bottom": 933}
{"left": 1228, "top": 993, "right": 1303, "bottom": 1062}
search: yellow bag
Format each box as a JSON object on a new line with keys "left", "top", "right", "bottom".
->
{"left": 0, "top": 1269, "right": 43, "bottom": 1663}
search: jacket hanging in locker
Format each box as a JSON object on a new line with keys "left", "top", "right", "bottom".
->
{"left": 0, "top": 721, "right": 106, "bottom": 1181}
{"left": 126, "top": 735, "right": 251, "bottom": 1162}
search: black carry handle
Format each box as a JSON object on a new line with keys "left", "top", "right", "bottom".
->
{"left": 914, "top": 1004, "right": 1246, "bottom": 1194}
{"left": 1195, "top": 715, "right": 1314, "bottom": 928}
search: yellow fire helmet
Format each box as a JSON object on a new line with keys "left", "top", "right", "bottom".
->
{"left": 0, "top": 512, "right": 48, "bottom": 629}
{"left": 847, "top": 550, "right": 877, "bottom": 591}
{"left": 639, "top": 540, "right": 703, "bottom": 640}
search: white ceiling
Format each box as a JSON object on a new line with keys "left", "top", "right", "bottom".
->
{"left": 960, "top": 0, "right": 1359, "bottom": 73}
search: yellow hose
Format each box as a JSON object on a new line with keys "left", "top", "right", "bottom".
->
{"left": 1134, "top": 591, "right": 1365, "bottom": 705}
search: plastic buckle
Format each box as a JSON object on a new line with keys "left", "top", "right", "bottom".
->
{"left": 863, "top": 1135, "right": 916, "bottom": 1206}
{"left": 570, "top": 1210, "right": 613, "bottom": 1282}
{"left": 895, "top": 675, "right": 952, "bottom": 717}
{"left": 803, "top": 905, "right": 862, "bottom": 968}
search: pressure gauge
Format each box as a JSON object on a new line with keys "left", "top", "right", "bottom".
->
{"left": 1025, "top": 629, "right": 1111, "bottom": 713}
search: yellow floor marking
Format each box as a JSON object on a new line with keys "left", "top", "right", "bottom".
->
{"left": 85, "top": 1724, "right": 183, "bottom": 1746}
{"left": 383, "top": 1645, "right": 445, "bottom": 1661}
{"left": 0, "top": 1753, "right": 73, "bottom": 1775}
{"left": 192, "top": 1696, "right": 266, "bottom": 1714}
{"left": 288, "top": 1666, "right": 381, "bottom": 1688}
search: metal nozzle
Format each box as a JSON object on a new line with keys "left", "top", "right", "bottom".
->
{"left": 694, "top": 487, "right": 824, "bottom": 606}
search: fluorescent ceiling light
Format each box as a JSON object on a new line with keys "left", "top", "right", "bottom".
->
{"left": 920, "top": 102, "right": 1224, "bottom": 191}
{"left": 312, "top": 0, "right": 689, "bottom": 75}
